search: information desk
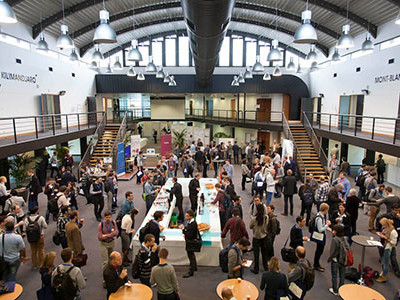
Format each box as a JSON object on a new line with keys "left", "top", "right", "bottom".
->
{"left": 131, "top": 178, "right": 222, "bottom": 266}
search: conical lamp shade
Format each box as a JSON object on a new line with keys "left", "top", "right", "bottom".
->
{"left": 0, "top": 0, "right": 17, "bottom": 24}
{"left": 146, "top": 56, "right": 157, "bottom": 72}
{"left": 163, "top": 73, "right": 170, "bottom": 83}
{"left": 306, "top": 45, "right": 317, "bottom": 62}
{"left": 361, "top": 34, "right": 374, "bottom": 52}
{"left": 156, "top": 67, "right": 165, "bottom": 78}
{"left": 267, "top": 40, "right": 282, "bottom": 61}
{"left": 294, "top": 10, "right": 317, "bottom": 44}
{"left": 273, "top": 66, "right": 282, "bottom": 77}
{"left": 244, "top": 67, "right": 253, "bottom": 79}
{"left": 92, "top": 45, "right": 103, "bottom": 62}
{"left": 252, "top": 55, "right": 264, "bottom": 72}
{"left": 37, "top": 33, "right": 49, "bottom": 52}
{"left": 113, "top": 57, "right": 123, "bottom": 70}
{"left": 93, "top": 10, "right": 117, "bottom": 43}
{"left": 57, "top": 24, "right": 74, "bottom": 49}
{"left": 231, "top": 76, "right": 239, "bottom": 86}
{"left": 287, "top": 57, "right": 296, "bottom": 71}
{"left": 337, "top": 24, "right": 354, "bottom": 49}
{"left": 137, "top": 72, "right": 145, "bottom": 80}
{"left": 263, "top": 72, "right": 271, "bottom": 80}
{"left": 69, "top": 49, "right": 79, "bottom": 61}
{"left": 332, "top": 49, "right": 340, "bottom": 62}
{"left": 127, "top": 40, "right": 142, "bottom": 62}
{"left": 238, "top": 72, "right": 245, "bottom": 83}
{"left": 127, "top": 66, "right": 136, "bottom": 77}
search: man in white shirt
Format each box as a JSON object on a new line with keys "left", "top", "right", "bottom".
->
{"left": 120, "top": 208, "right": 138, "bottom": 266}
{"left": 272, "top": 151, "right": 281, "bottom": 165}
{"left": 4, "top": 189, "right": 25, "bottom": 217}
{"left": 266, "top": 170, "right": 277, "bottom": 205}
{"left": 57, "top": 186, "right": 70, "bottom": 209}
{"left": 0, "top": 176, "right": 9, "bottom": 214}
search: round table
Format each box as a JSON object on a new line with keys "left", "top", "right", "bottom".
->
{"left": 339, "top": 284, "right": 385, "bottom": 300}
{"left": 216, "top": 279, "right": 259, "bottom": 300}
{"left": 0, "top": 283, "right": 23, "bottom": 300}
{"left": 109, "top": 284, "right": 152, "bottom": 300}
{"left": 352, "top": 235, "right": 380, "bottom": 284}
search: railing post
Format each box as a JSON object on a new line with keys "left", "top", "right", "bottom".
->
{"left": 34, "top": 117, "right": 38, "bottom": 138}
{"left": 77, "top": 114, "right": 80, "bottom": 130}
{"left": 52, "top": 116, "right": 55, "bottom": 135}
{"left": 394, "top": 121, "right": 397, "bottom": 144}
{"left": 354, "top": 117, "right": 357, "bottom": 136}
{"left": 13, "top": 118, "right": 17, "bottom": 143}
{"left": 372, "top": 118, "right": 375, "bottom": 140}
{"left": 329, "top": 114, "right": 331, "bottom": 131}
{"left": 87, "top": 114, "right": 90, "bottom": 128}
{"left": 66, "top": 115, "right": 69, "bottom": 132}
{"left": 340, "top": 115, "right": 343, "bottom": 133}
{"left": 319, "top": 113, "right": 321, "bottom": 129}
{"left": 244, "top": 110, "right": 246, "bottom": 122}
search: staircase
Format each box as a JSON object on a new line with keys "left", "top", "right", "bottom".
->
{"left": 288, "top": 121, "right": 326, "bottom": 178}
{"left": 89, "top": 124, "right": 120, "bottom": 166}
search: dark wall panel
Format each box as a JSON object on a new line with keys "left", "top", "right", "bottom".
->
{"left": 95, "top": 74, "right": 310, "bottom": 120}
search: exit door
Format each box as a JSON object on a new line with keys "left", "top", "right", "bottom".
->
{"left": 231, "top": 99, "right": 236, "bottom": 119}
{"left": 257, "top": 131, "right": 270, "bottom": 153}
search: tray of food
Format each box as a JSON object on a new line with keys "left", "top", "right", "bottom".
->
{"left": 204, "top": 183, "right": 214, "bottom": 189}
{"left": 198, "top": 223, "right": 210, "bottom": 232}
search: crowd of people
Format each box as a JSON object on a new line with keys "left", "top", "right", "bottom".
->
{"left": 0, "top": 139, "right": 398, "bottom": 300}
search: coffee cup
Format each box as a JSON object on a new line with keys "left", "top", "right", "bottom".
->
{"left": 237, "top": 278, "right": 242, "bottom": 283}
{"left": 246, "top": 295, "right": 251, "bottom": 300}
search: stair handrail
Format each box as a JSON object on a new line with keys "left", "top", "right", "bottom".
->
{"left": 78, "top": 112, "right": 106, "bottom": 177}
{"left": 282, "top": 113, "right": 307, "bottom": 182}
{"left": 302, "top": 111, "right": 329, "bottom": 171}
{"left": 109, "top": 112, "right": 127, "bottom": 171}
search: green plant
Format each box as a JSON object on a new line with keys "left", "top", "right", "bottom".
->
{"left": 173, "top": 129, "right": 187, "bottom": 149}
{"left": 50, "top": 145, "right": 70, "bottom": 161}
{"left": 124, "top": 130, "right": 132, "bottom": 146}
{"left": 9, "top": 153, "right": 41, "bottom": 187}
{"left": 213, "top": 132, "right": 231, "bottom": 139}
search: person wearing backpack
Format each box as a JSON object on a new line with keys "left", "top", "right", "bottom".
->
{"left": 299, "top": 180, "right": 314, "bottom": 226}
{"left": 97, "top": 211, "right": 119, "bottom": 269}
{"left": 44, "top": 178, "right": 60, "bottom": 223}
{"left": 288, "top": 246, "right": 314, "bottom": 300}
{"left": 250, "top": 204, "right": 269, "bottom": 274}
{"left": 310, "top": 203, "right": 332, "bottom": 273}
{"left": 3, "top": 189, "right": 25, "bottom": 218}
{"left": 51, "top": 248, "right": 86, "bottom": 300}
{"left": 24, "top": 206, "right": 47, "bottom": 269}
{"left": 266, "top": 205, "right": 280, "bottom": 259}
{"left": 328, "top": 224, "right": 349, "bottom": 296}
{"left": 228, "top": 237, "right": 251, "bottom": 279}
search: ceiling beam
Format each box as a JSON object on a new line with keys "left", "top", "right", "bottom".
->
{"left": 102, "top": 28, "right": 308, "bottom": 59}
{"left": 6, "top": 0, "right": 25, "bottom": 6}
{"left": 385, "top": 0, "right": 400, "bottom": 7}
{"left": 302, "top": 0, "right": 378, "bottom": 38}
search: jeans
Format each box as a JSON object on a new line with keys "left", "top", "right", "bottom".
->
{"left": 2, "top": 259, "right": 20, "bottom": 282}
{"left": 93, "top": 196, "right": 104, "bottom": 219}
{"left": 234, "top": 153, "right": 239, "bottom": 164}
{"left": 300, "top": 202, "right": 312, "bottom": 225}
{"left": 252, "top": 238, "right": 268, "bottom": 272}
{"left": 314, "top": 242, "right": 325, "bottom": 268}
{"left": 331, "top": 261, "right": 345, "bottom": 293}
{"left": 266, "top": 192, "right": 273, "bottom": 205}
{"left": 382, "top": 248, "right": 391, "bottom": 276}
{"left": 30, "top": 235, "right": 45, "bottom": 268}
{"left": 28, "top": 193, "right": 38, "bottom": 210}
{"left": 390, "top": 247, "right": 399, "bottom": 273}
{"left": 241, "top": 175, "right": 247, "bottom": 190}
{"left": 284, "top": 195, "right": 293, "bottom": 215}
{"left": 167, "top": 171, "right": 174, "bottom": 178}
{"left": 99, "top": 240, "right": 115, "bottom": 269}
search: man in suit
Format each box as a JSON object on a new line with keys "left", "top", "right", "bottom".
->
{"left": 281, "top": 169, "right": 297, "bottom": 216}
{"left": 90, "top": 177, "right": 105, "bottom": 222}
{"left": 188, "top": 173, "right": 201, "bottom": 212}
{"left": 25, "top": 169, "right": 42, "bottom": 210}
{"left": 103, "top": 251, "right": 130, "bottom": 299}
{"left": 168, "top": 177, "right": 184, "bottom": 223}
{"left": 290, "top": 216, "right": 309, "bottom": 250}
{"left": 180, "top": 209, "right": 198, "bottom": 278}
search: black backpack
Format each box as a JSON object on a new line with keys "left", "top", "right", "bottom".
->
{"left": 300, "top": 260, "right": 315, "bottom": 291}
{"left": 273, "top": 216, "right": 281, "bottom": 236}
{"left": 131, "top": 250, "right": 142, "bottom": 279}
{"left": 51, "top": 266, "right": 78, "bottom": 300}
{"left": 115, "top": 212, "right": 124, "bottom": 238}
{"left": 139, "top": 221, "right": 151, "bottom": 243}
{"left": 48, "top": 195, "right": 61, "bottom": 216}
{"left": 26, "top": 216, "right": 41, "bottom": 243}
{"left": 219, "top": 246, "right": 239, "bottom": 273}
{"left": 308, "top": 214, "right": 319, "bottom": 234}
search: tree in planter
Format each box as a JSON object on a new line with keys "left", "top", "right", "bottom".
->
{"left": 173, "top": 129, "right": 187, "bottom": 149}
{"left": 9, "top": 153, "right": 41, "bottom": 188}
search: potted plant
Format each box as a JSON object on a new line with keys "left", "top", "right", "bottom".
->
{"left": 173, "top": 129, "right": 187, "bottom": 149}
{"left": 50, "top": 145, "right": 70, "bottom": 162}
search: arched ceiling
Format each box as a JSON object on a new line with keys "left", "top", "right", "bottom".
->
{"left": 8, "top": 0, "right": 399, "bottom": 58}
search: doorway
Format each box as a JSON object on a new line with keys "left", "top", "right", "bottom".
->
{"left": 189, "top": 100, "right": 194, "bottom": 115}
{"left": 231, "top": 99, "right": 236, "bottom": 119}
{"left": 257, "top": 131, "right": 270, "bottom": 153}
{"left": 312, "top": 97, "right": 322, "bottom": 124}
{"left": 257, "top": 98, "right": 271, "bottom": 121}
{"left": 282, "top": 94, "right": 290, "bottom": 121}
{"left": 40, "top": 94, "right": 61, "bottom": 131}
{"left": 206, "top": 100, "right": 213, "bottom": 117}
{"left": 339, "top": 95, "right": 364, "bottom": 129}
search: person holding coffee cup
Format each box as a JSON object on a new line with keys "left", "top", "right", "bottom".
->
{"left": 103, "top": 251, "right": 131, "bottom": 299}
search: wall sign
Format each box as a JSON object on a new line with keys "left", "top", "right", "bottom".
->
{"left": 1, "top": 71, "right": 37, "bottom": 83}
{"left": 375, "top": 73, "right": 400, "bottom": 84}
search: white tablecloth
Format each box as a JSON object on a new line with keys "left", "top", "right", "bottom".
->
{"left": 131, "top": 178, "right": 223, "bottom": 266}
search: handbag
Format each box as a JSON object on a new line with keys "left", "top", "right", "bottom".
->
{"left": 280, "top": 235, "right": 297, "bottom": 264}
{"left": 185, "top": 228, "right": 202, "bottom": 253}
{"left": 72, "top": 253, "right": 88, "bottom": 268}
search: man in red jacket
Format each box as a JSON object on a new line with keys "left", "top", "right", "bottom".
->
{"left": 221, "top": 207, "right": 249, "bottom": 246}
{"left": 212, "top": 183, "right": 227, "bottom": 229}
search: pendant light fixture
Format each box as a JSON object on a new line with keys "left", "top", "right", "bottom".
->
{"left": 252, "top": 55, "right": 264, "bottom": 73}
{"left": 263, "top": 71, "right": 271, "bottom": 80}
{"left": 0, "top": 0, "right": 17, "bottom": 24}
{"left": 106, "top": 62, "right": 113, "bottom": 73}
{"left": 231, "top": 76, "right": 239, "bottom": 86}
{"left": 93, "top": 1, "right": 116, "bottom": 44}
{"left": 332, "top": 48, "right": 341, "bottom": 61}
{"left": 57, "top": 0, "right": 74, "bottom": 49}
{"left": 146, "top": 56, "right": 157, "bottom": 72}
{"left": 113, "top": 57, "right": 123, "bottom": 70}
{"left": 296, "top": 64, "right": 302, "bottom": 73}
{"left": 137, "top": 72, "right": 145, "bottom": 81}
{"left": 168, "top": 75, "right": 177, "bottom": 86}
{"left": 361, "top": 33, "right": 374, "bottom": 52}
{"left": 337, "top": 0, "right": 354, "bottom": 49}
{"left": 127, "top": 66, "right": 136, "bottom": 77}
{"left": 37, "top": 33, "right": 49, "bottom": 52}
{"left": 156, "top": 67, "right": 165, "bottom": 78}
{"left": 310, "top": 61, "right": 318, "bottom": 71}
{"left": 268, "top": 40, "right": 282, "bottom": 61}
{"left": 127, "top": 40, "right": 142, "bottom": 62}
{"left": 69, "top": 48, "right": 79, "bottom": 61}
{"left": 306, "top": 45, "right": 317, "bottom": 62}
{"left": 286, "top": 57, "right": 296, "bottom": 71}
{"left": 238, "top": 72, "right": 245, "bottom": 83}
{"left": 273, "top": 66, "right": 282, "bottom": 77}
{"left": 243, "top": 67, "right": 253, "bottom": 79}
{"left": 294, "top": 0, "right": 317, "bottom": 44}
{"left": 163, "top": 72, "right": 170, "bottom": 83}
{"left": 396, "top": 11, "right": 400, "bottom": 25}
{"left": 92, "top": 44, "right": 103, "bottom": 62}
{"left": 89, "top": 61, "right": 98, "bottom": 69}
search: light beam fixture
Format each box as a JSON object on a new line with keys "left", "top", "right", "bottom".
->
{"left": 286, "top": 57, "right": 296, "bottom": 71}
{"left": 69, "top": 48, "right": 79, "bottom": 61}
{"left": 91, "top": 44, "right": 103, "bottom": 62}
{"left": 272, "top": 66, "right": 282, "bottom": 77}
{"left": 137, "top": 72, "right": 145, "bottom": 81}
{"left": 127, "top": 66, "right": 136, "bottom": 77}
{"left": 267, "top": 39, "right": 282, "bottom": 61}
{"left": 306, "top": 45, "right": 317, "bottom": 62}
{"left": 37, "top": 33, "right": 49, "bottom": 52}
{"left": 156, "top": 67, "right": 165, "bottom": 78}
{"left": 231, "top": 76, "right": 239, "bottom": 86}
{"left": 146, "top": 55, "right": 157, "bottom": 72}
{"left": 168, "top": 75, "right": 176, "bottom": 86}
{"left": 244, "top": 67, "right": 253, "bottom": 79}
{"left": 163, "top": 72, "right": 170, "bottom": 83}
{"left": 294, "top": 6, "right": 317, "bottom": 44}
{"left": 263, "top": 71, "right": 271, "bottom": 80}
{"left": 93, "top": 6, "right": 116, "bottom": 43}
{"left": 296, "top": 64, "right": 302, "bottom": 73}
{"left": 337, "top": 1, "right": 354, "bottom": 49}
{"left": 0, "top": 0, "right": 17, "bottom": 24}
{"left": 57, "top": 0, "right": 74, "bottom": 49}
{"left": 238, "top": 72, "right": 245, "bottom": 83}
{"left": 113, "top": 57, "right": 123, "bottom": 70}
{"left": 252, "top": 55, "right": 264, "bottom": 72}
{"left": 361, "top": 33, "right": 374, "bottom": 52}
{"left": 332, "top": 48, "right": 340, "bottom": 61}
{"left": 396, "top": 11, "right": 400, "bottom": 25}
{"left": 127, "top": 39, "right": 142, "bottom": 62}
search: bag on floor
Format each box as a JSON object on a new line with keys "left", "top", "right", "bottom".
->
{"left": 344, "top": 267, "right": 359, "bottom": 283}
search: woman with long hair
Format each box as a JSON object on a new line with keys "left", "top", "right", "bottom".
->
{"left": 37, "top": 251, "right": 56, "bottom": 300}
{"left": 260, "top": 256, "right": 289, "bottom": 300}
{"left": 249, "top": 204, "right": 268, "bottom": 274}
{"left": 377, "top": 217, "right": 398, "bottom": 282}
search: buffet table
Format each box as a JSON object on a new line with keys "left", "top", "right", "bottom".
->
{"left": 131, "top": 178, "right": 222, "bottom": 266}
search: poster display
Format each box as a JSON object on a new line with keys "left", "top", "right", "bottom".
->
{"left": 117, "top": 142, "right": 125, "bottom": 176}
{"left": 131, "top": 135, "right": 141, "bottom": 157}
{"left": 161, "top": 134, "right": 172, "bottom": 156}
{"left": 171, "top": 125, "right": 210, "bottom": 145}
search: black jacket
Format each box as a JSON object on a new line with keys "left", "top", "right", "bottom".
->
{"left": 103, "top": 263, "right": 128, "bottom": 299}
{"left": 183, "top": 220, "right": 198, "bottom": 241}
{"left": 27, "top": 175, "right": 42, "bottom": 194}
{"left": 189, "top": 178, "right": 200, "bottom": 196}
{"left": 345, "top": 195, "right": 360, "bottom": 221}
{"left": 169, "top": 182, "right": 183, "bottom": 203}
{"left": 282, "top": 175, "right": 297, "bottom": 196}
{"left": 147, "top": 220, "right": 161, "bottom": 245}
{"left": 289, "top": 225, "right": 303, "bottom": 250}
